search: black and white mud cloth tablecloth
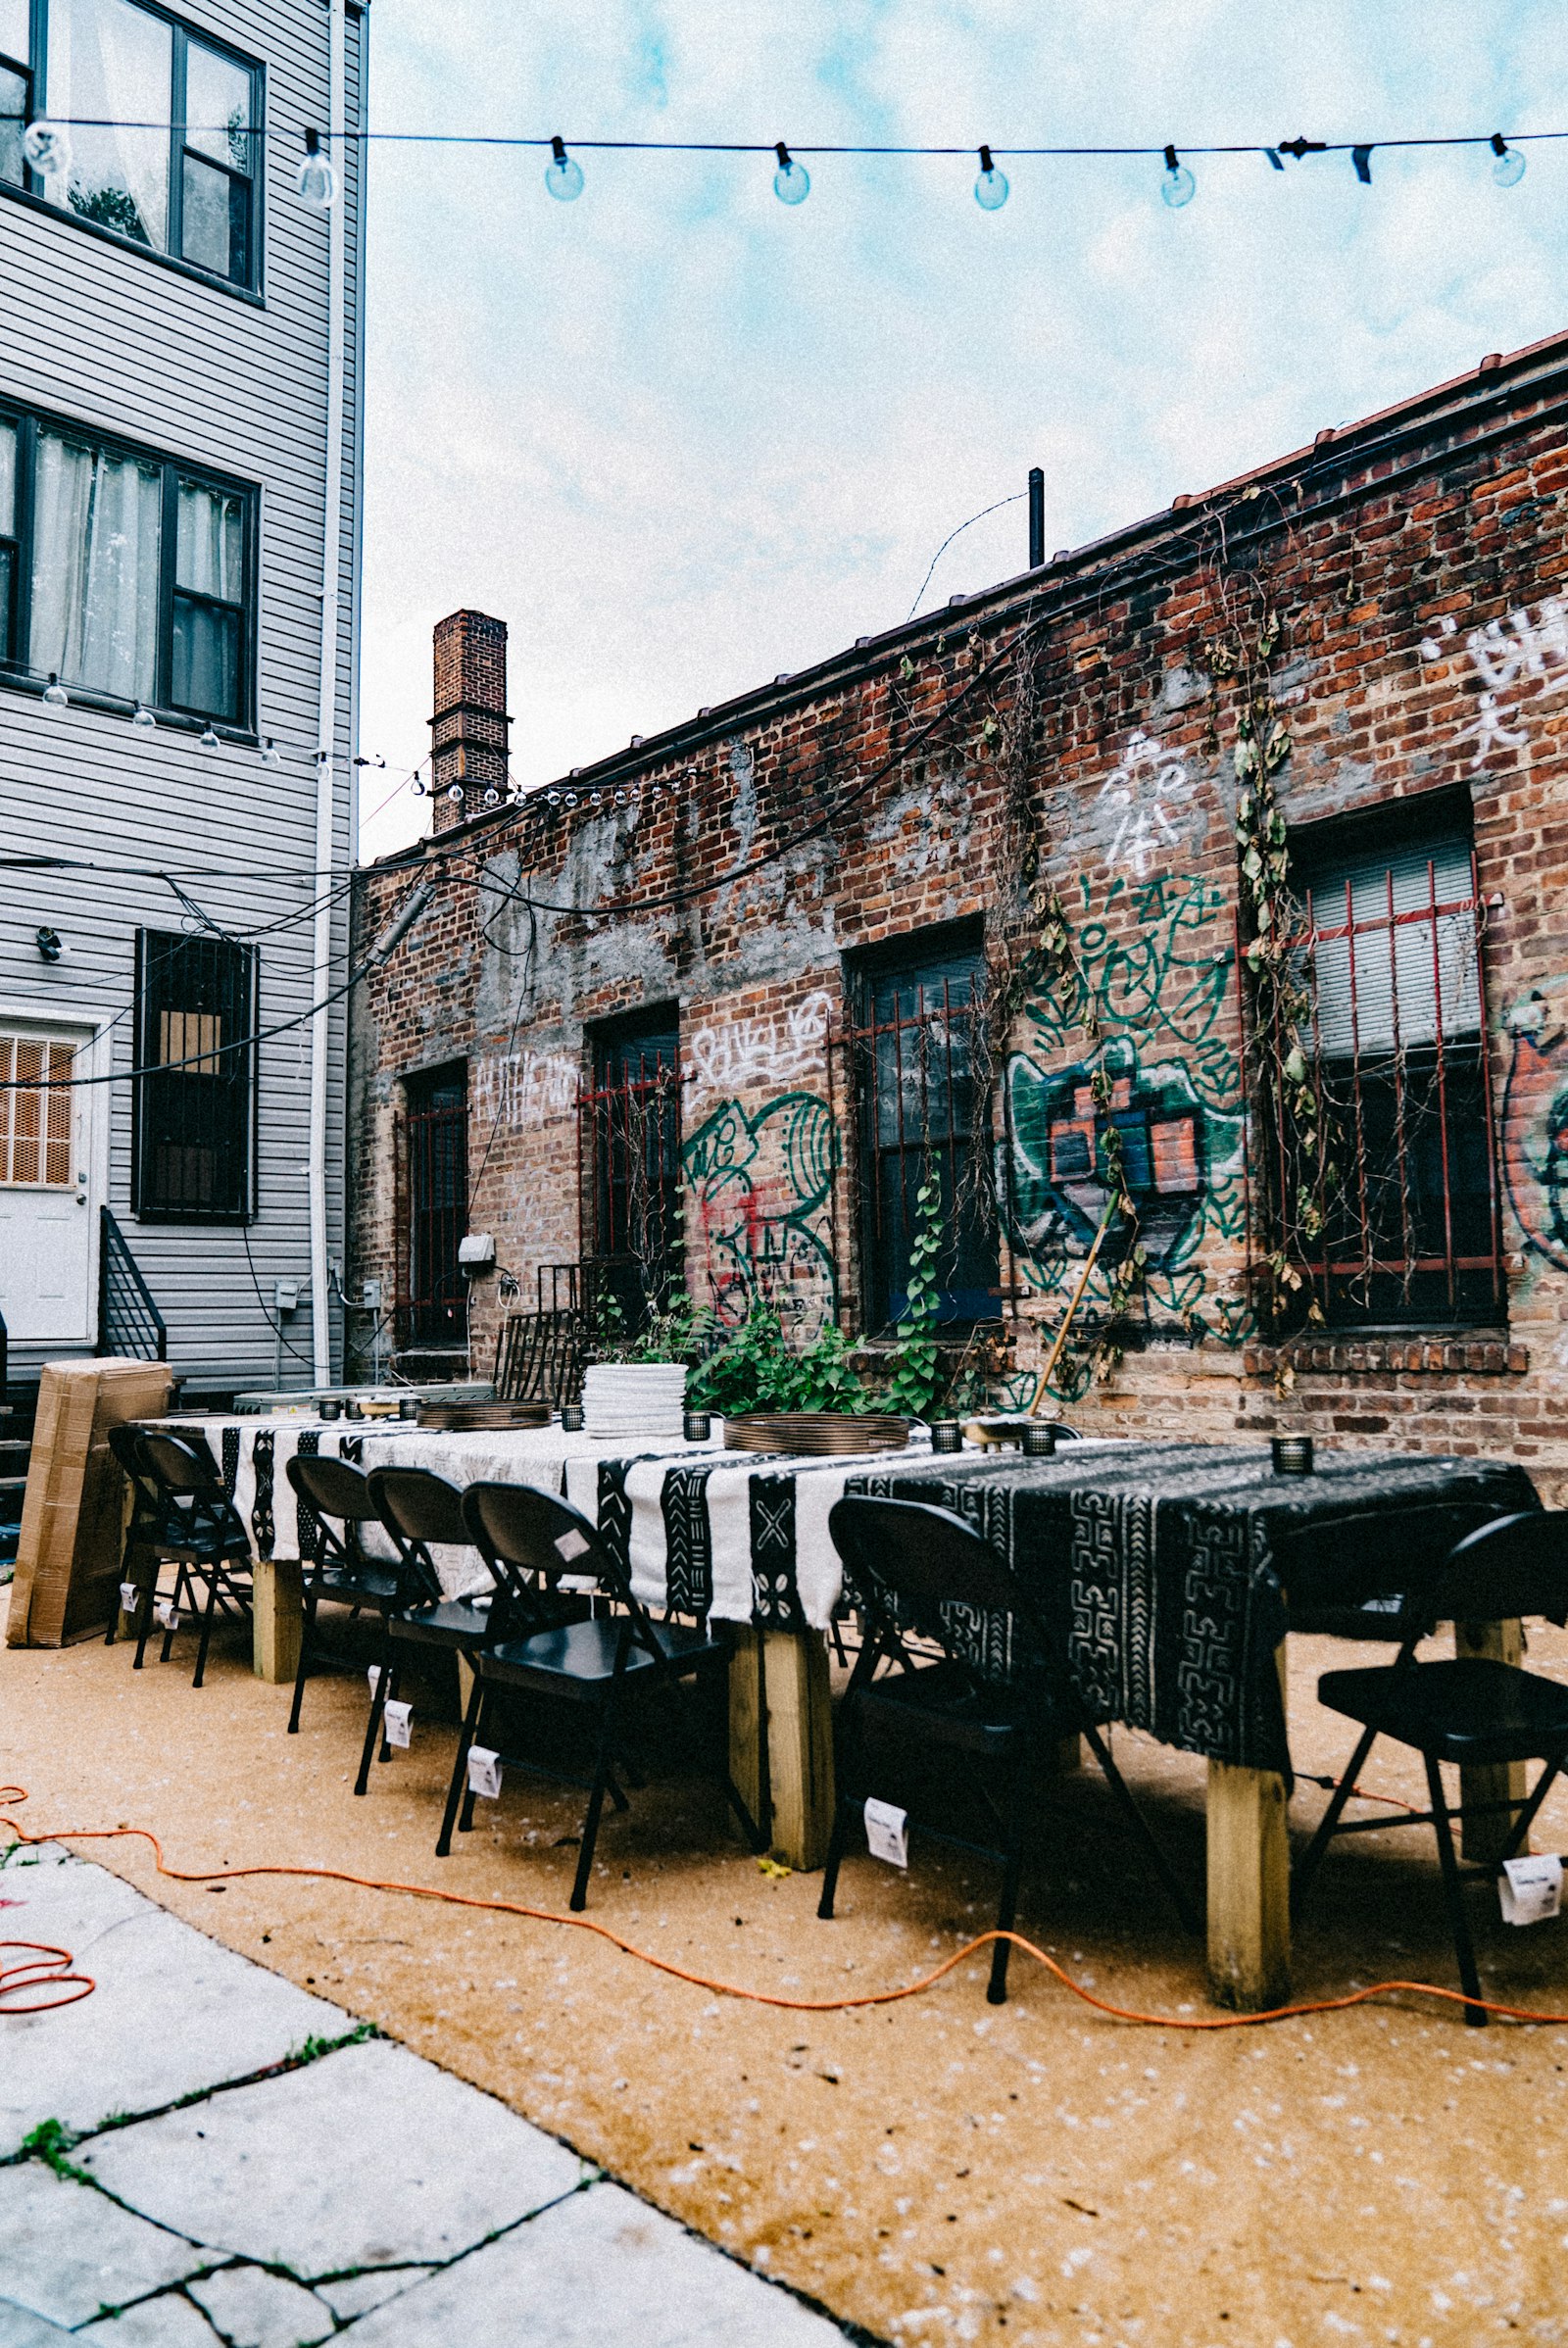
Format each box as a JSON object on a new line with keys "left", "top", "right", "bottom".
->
{"left": 565, "top": 1441, "right": 1537, "bottom": 1774}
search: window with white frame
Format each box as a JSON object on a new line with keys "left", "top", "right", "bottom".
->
{"left": 0, "top": 0, "right": 261, "bottom": 289}
{"left": 0, "top": 404, "right": 255, "bottom": 725}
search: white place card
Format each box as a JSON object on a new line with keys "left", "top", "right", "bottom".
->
{"left": 382, "top": 1699, "right": 413, "bottom": 1750}
{"left": 155, "top": 1598, "right": 178, "bottom": 1630}
{"left": 467, "top": 1744, "right": 503, "bottom": 1799}
{"left": 555, "top": 1528, "right": 591, "bottom": 1563}
{"left": 119, "top": 1582, "right": 139, "bottom": 1614}
{"left": 1498, "top": 1852, "right": 1563, "bottom": 1926}
{"left": 864, "top": 1796, "right": 909, "bottom": 1869}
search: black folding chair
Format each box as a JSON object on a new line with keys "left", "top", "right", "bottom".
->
{"left": 1293, "top": 1511, "right": 1568, "bottom": 2026}
{"left": 106, "top": 1425, "right": 179, "bottom": 1650}
{"left": 819, "top": 1495, "right": 1197, "bottom": 2004}
{"left": 441, "top": 1481, "right": 765, "bottom": 1908}
{"left": 283, "top": 1454, "right": 413, "bottom": 1737}
{"left": 131, "top": 1431, "right": 254, "bottom": 1688}
{"left": 354, "top": 1466, "right": 489, "bottom": 1797}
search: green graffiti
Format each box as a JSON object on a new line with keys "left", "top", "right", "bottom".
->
{"left": 682, "top": 1091, "right": 839, "bottom": 1335}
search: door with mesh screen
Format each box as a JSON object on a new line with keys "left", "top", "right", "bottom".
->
{"left": 0, "top": 1026, "right": 94, "bottom": 1343}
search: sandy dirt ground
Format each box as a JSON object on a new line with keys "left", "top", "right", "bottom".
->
{"left": 3, "top": 1589, "right": 1567, "bottom": 2348}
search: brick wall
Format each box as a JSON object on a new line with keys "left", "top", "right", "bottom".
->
{"left": 349, "top": 332, "right": 1568, "bottom": 1497}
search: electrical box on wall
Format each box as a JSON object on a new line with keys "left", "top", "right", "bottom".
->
{"left": 458, "top": 1234, "right": 496, "bottom": 1278}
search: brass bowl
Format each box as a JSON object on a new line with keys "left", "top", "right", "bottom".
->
{"left": 723, "top": 1412, "right": 910, "bottom": 1456}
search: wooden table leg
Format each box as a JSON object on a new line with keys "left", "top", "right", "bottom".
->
{"left": 253, "top": 1557, "right": 303, "bottom": 1685}
{"left": 1206, "top": 1760, "right": 1292, "bottom": 2009}
{"left": 1456, "top": 1617, "right": 1526, "bottom": 1863}
{"left": 728, "top": 1627, "right": 835, "bottom": 1870}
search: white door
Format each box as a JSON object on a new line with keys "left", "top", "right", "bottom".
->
{"left": 0, "top": 1027, "right": 95, "bottom": 1345}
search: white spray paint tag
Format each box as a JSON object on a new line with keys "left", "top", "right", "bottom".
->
{"left": 1498, "top": 1853, "right": 1563, "bottom": 1926}
{"left": 555, "top": 1528, "right": 591, "bottom": 1564}
{"left": 382, "top": 1700, "right": 413, "bottom": 1750}
{"left": 863, "top": 1797, "right": 909, "bottom": 1869}
{"left": 119, "top": 1583, "right": 139, "bottom": 1614}
{"left": 467, "top": 1745, "right": 503, "bottom": 1799}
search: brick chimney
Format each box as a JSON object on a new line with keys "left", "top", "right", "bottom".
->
{"left": 429, "top": 610, "right": 510, "bottom": 831}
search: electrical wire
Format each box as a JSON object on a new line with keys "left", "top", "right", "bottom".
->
{"left": 906, "top": 493, "right": 1027, "bottom": 622}
{"left": 3, "top": 1786, "right": 1566, "bottom": 2030}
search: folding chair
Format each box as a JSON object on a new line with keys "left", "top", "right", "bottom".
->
{"left": 819, "top": 1495, "right": 1198, "bottom": 2004}
{"left": 131, "top": 1431, "right": 254, "bottom": 1688}
{"left": 354, "top": 1466, "right": 487, "bottom": 1797}
{"left": 1293, "top": 1510, "right": 1568, "bottom": 2025}
{"left": 441, "top": 1481, "right": 765, "bottom": 1908}
{"left": 283, "top": 1453, "right": 411, "bottom": 1736}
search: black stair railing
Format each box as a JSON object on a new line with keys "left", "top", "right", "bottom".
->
{"left": 98, "top": 1206, "right": 168, "bottom": 1361}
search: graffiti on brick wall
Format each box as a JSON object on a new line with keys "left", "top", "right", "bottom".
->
{"left": 1007, "top": 873, "right": 1250, "bottom": 1341}
{"left": 1095, "top": 730, "right": 1201, "bottom": 876}
{"left": 687, "top": 990, "right": 833, "bottom": 1098}
{"left": 471, "top": 1048, "right": 579, "bottom": 1131}
{"left": 1501, "top": 994, "right": 1568, "bottom": 1272}
{"left": 1420, "top": 595, "right": 1568, "bottom": 765}
{"left": 681, "top": 1090, "right": 839, "bottom": 1335}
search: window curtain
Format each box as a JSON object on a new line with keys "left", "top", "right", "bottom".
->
{"left": 44, "top": 0, "right": 170, "bottom": 249}
{"left": 175, "top": 480, "right": 243, "bottom": 599}
{"left": 30, "top": 429, "right": 162, "bottom": 701}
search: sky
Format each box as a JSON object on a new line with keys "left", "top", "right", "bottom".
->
{"left": 355, "top": 0, "right": 1568, "bottom": 861}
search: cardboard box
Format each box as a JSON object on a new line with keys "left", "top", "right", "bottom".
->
{"left": 7, "top": 1358, "right": 173, "bottom": 1647}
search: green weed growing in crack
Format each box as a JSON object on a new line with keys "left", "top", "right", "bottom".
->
{"left": 20, "top": 2118, "right": 93, "bottom": 2186}
{"left": 286, "top": 2021, "right": 380, "bottom": 2069}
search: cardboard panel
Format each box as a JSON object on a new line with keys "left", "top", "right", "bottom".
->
{"left": 8, "top": 1359, "right": 173, "bottom": 1647}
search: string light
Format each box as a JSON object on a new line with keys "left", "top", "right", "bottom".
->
{"left": 973, "top": 144, "right": 1008, "bottom": 210}
{"left": 1161, "top": 143, "right": 1196, "bottom": 208}
{"left": 445, "top": 784, "right": 464, "bottom": 804}
{"left": 296, "top": 127, "right": 338, "bottom": 210}
{"left": 546, "top": 133, "right": 584, "bottom": 200}
{"left": 131, "top": 704, "right": 156, "bottom": 731}
{"left": 260, "top": 738, "right": 282, "bottom": 767}
{"left": 21, "top": 119, "right": 69, "bottom": 173}
{"left": 41, "top": 674, "right": 68, "bottom": 709}
{"left": 1492, "top": 131, "right": 1527, "bottom": 187}
{"left": 198, "top": 725, "right": 220, "bottom": 749}
{"left": 773, "top": 141, "right": 809, "bottom": 205}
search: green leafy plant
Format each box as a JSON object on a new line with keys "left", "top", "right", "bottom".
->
{"left": 885, "top": 1158, "right": 947, "bottom": 1418}
{"left": 686, "top": 1304, "right": 872, "bottom": 1416}
{"left": 21, "top": 2119, "right": 92, "bottom": 2184}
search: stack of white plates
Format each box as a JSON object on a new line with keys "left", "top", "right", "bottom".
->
{"left": 582, "top": 1362, "right": 689, "bottom": 1439}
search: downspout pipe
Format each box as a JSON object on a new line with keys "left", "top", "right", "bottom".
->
{"left": 308, "top": 0, "right": 347, "bottom": 1386}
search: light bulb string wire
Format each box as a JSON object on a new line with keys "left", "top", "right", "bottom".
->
{"left": 2, "top": 113, "right": 1556, "bottom": 158}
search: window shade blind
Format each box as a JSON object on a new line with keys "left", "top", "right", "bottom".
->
{"left": 1301, "top": 836, "right": 1481, "bottom": 1059}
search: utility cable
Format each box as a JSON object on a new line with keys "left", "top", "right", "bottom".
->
{"left": 4, "top": 1787, "right": 1566, "bottom": 2031}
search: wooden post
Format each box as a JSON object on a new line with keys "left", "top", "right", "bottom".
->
{"left": 252, "top": 1557, "right": 303, "bottom": 1685}
{"left": 1456, "top": 1617, "right": 1526, "bottom": 1863}
{"left": 1206, "top": 1760, "right": 1292, "bottom": 2010}
{"left": 729, "top": 1627, "right": 836, "bottom": 1870}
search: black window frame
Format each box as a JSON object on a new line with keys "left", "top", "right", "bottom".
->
{"left": 849, "top": 921, "right": 1001, "bottom": 1333}
{"left": 586, "top": 1003, "right": 682, "bottom": 1334}
{"left": 131, "top": 926, "right": 259, "bottom": 1226}
{"left": 0, "top": 0, "right": 265, "bottom": 295}
{"left": 0, "top": 397, "right": 258, "bottom": 732}
{"left": 404, "top": 1060, "right": 469, "bottom": 1350}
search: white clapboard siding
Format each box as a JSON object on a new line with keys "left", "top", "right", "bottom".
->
{"left": 0, "top": 0, "right": 365, "bottom": 1392}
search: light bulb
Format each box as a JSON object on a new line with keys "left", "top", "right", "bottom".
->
{"left": 130, "top": 703, "right": 156, "bottom": 731}
{"left": 547, "top": 790, "right": 562, "bottom": 807}
{"left": 974, "top": 144, "right": 1008, "bottom": 211}
{"left": 546, "top": 134, "right": 584, "bottom": 201}
{"left": 1491, "top": 133, "right": 1526, "bottom": 188}
{"left": 564, "top": 791, "right": 578, "bottom": 807}
{"left": 411, "top": 777, "right": 426, "bottom": 797}
{"left": 199, "top": 724, "right": 220, "bottom": 748}
{"left": 22, "top": 120, "right": 70, "bottom": 175}
{"left": 1161, "top": 144, "right": 1196, "bottom": 208}
{"left": 590, "top": 790, "right": 603, "bottom": 807}
{"left": 445, "top": 784, "right": 464, "bottom": 804}
{"left": 296, "top": 129, "right": 338, "bottom": 211}
{"left": 41, "top": 673, "right": 68, "bottom": 709}
{"left": 260, "top": 737, "right": 282, "bottom": 767}
{"left": 482, "top": 786, "right": 500, "bottom": 807}
{"left": 773, "top": 142, "right": 809, "bottom": 205}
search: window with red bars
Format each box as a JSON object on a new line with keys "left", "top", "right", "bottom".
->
{"left": 1263, "top": 801, "right": 1504, "bottom": 1330}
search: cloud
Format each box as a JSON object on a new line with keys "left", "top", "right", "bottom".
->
{"left": 357, "top": 0, "right": 1568, "bottom": 858}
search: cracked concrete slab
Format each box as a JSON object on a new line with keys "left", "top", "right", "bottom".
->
{"left": 341, "top": 2180, "right": 852, "bottom": 2346}
{"left": 78, "top": 2039, "right": 586, "bottom": 2275}
{"left": 0, "top": 2163, "right": 206, "bottom": 2327}
{"left": 0, "top": 2302, "right": 74, "bottom": 2347}
{"left": 77, "top": 2292, "right": 220, "bottom": 2344}
{"left": 0, "top": 1849, "right": 351, "bottom": 2156}
{"left": 187, "top": 2264, "right": 335, "bottom": 2346}
{"left": 312, "top": 2269, "right": 434, "bottom": 2322}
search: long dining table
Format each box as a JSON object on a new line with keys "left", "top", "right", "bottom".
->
{"left": 139, "top": 1417, "right": 1538, "bottom": 2007}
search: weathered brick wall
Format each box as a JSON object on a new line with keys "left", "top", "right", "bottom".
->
{"left": 349, "top": 335, "right": 1568, "bottom": 1496}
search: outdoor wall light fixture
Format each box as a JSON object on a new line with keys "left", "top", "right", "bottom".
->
{"left": 1492, "top": 132, "right": 1527, "bottom": 187}
{"left": 773, "top": 142, "right": 809, "bottom": 204}
{"left": 546, "top": 134, "right": 584, "bottom": 201}
{"left": 297, "top": 127, "right": 339, "bottom": 211}
{"left": 974, "top": 144, "right": 1008, "bottom": 209}
{"left": 41, "top": 673, "right": 68, "bottom": 709}
{"left": 35, "top": 927, "right": 63, "bottom": 963}
{"left": 1161, "top": 145, "right": 1196, "bottom": 208}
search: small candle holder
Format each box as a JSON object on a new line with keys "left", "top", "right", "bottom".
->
{"left": 561, "top": 1403, "right": 585, "bottom": 1433}
{"left": 683, "top": 1411, "right": 711, "bottom": 1443}
{"left": 1021, "top": 1423, "right": 1056, "bottom": 1458}
{"left": 1272, "top": 1435, "right": 1314, "bottom": 1475}
{"left": 343, "top": 1398, "right": 365, "bottom": 1422}
{"left": 399, "top": 1396, "right": 421, "bottom": 1421}
{"left": 317, "top": 1397, "right": 342, "bottom": 1422}
{"left": 929, "top": 1420, "right": 963, "bottom": 1454}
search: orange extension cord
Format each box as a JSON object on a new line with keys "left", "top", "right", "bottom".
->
{"left": 4, "top": 1785, "right": 1568, "bottom": 2030}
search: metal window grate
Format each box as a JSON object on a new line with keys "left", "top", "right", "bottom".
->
{"left": 579, "top": 1022, "right": 681, "bottom": 1332}
{"left": 0, "top": 1033, "right": 74, "bottom": 1186}
{"left": 132, "top": 929, "right": 256, "bottom": 1222}
{"left": 404, "top": 1068, "right": 469, "bottom": 1348}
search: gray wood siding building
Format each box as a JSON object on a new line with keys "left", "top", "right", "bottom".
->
{"left": 0, "top": 0, "right": 365, "bottom": 1394}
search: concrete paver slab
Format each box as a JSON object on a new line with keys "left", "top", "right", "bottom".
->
{"left": 312, "top": 2269, "right": 434, "bottom": 2321}
{"left": 77, "top": 2293, "right": 220, "bottom": 2344}
{"left": 0, "top": 2164, "right": 205, "bottom": 2327}
{"left": 78, "top": 2040, "right": 586, "bottom": 2275}
{"left": 188, "top": 2265, "right": 335, "bottom": 2346}
{"left": 0, "top": 1849, "right": 351, "bottom": 2155}
{"left": 341, "top": 2180, "right": 850, "bottom": 2347}
{"left": 0, "top": 2302, "right": 74, "bottom": 2348}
